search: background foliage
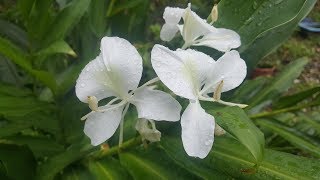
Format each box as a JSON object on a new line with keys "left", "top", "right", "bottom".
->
{"left": 0, "top": 0, "right": 319, "bottom": 179}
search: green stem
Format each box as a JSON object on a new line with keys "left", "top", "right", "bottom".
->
{"left": 89, "top": 136, "right": 142, "bottom": 160}
{"left": 249, "top": 103, "right": 317, "bottom": 119}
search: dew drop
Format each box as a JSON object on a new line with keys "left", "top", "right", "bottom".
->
{"left": 81, "top": 83, "right": 85, "bottom": 87}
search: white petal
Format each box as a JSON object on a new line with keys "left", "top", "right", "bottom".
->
{"left": 175, "top": 48, "right": 215, "bottom": 84}
{"left": 131, "top": 87, "right": 181, "bottom": 121}
{"left": 160, "top": 23, "right": 179, "bottom": 41}
{"left": 151, "top": 45, "right": 214, "bottom": 100}
{"left": 194, "top": 28, "right": 241, "bottom": 52}
{"left": 100, "top": 37, "right": 143, "bottom": 95}
{"left": 163, "top": 7, "right": 185, "bottom": 24}
{"left": 181, "top": 100, "right": 215, "bottom": 159}
{"left": 204, "top": 50, "right": 247, "bottom": 93}
{"left": 182, "top": 6, "right": 214, "bottom": 43}
{"left": 75, "top": 55, "right": 116, "bottom": 103}
{"left": 84, "top": 105, "right": 124, "bottom": 146}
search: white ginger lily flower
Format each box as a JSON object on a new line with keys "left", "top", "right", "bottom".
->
{"left": 75, "top": 37, "right": 181, "bottom": 146}
{"left": 160, "top": 3, "right": 240, "bottom": 52}
{"left": 151, "top": 44, "right": 247, "bottom": 158}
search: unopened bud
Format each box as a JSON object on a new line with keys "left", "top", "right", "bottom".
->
{"left": 214, "top": 80, "right": 224, "bottom": 100}
{"left": 135, "top": 119, "right": 161, "bottom": 142}
{"left": 214, "top": 123, "right": 225, "bottom": 136}
{"left": 211, "top": 4, "right": 218, "bottom": 23}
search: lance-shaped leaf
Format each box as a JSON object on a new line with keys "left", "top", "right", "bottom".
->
{"left": 215, "top": 0, "right": 317, "bottom": 71}
{"left": 161, "top": 135, "right": 320, "bottom": 179}
{"left": 256, "top": 119, "right": 320, "bottom": 158}
{"left": 207, "top": 106, "right": 265, "bottom": 162}
{"left": 119, "top": 146, "right": 198, "bottom": 179}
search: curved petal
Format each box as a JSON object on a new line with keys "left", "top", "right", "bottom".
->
{"left": 203, "top": 50, "right": 247, "bottom": 93}
{"left": 131, "top": 87, "right": 181, "bottom": 121}
{"left": 160, "top": 23, "right": 180, "bottom": 41}
{"left": 175, "top": 48, "right": 215, "bottom": 84}
{"left": 75, "top": 55, "right": 116, "bottom": 103}
{"left": 194, "top": 28, "right": 241, "bottom": 52}
{"left": 84, "top": 104, "right": 124, "bottom": 146}
{"left": 100, "top": 37, "right": 143, "bottom": 96}
{"left": 181, "top": 100, "right": 215, "bottom": 159}
{"left": 163, "top": 7, "right": 185, "bottom": 24}
{"left": 151, "top": 45, "right": 214, "bottom": 100}
{"left": 182, "top": 5, "right": 214, "bottom": 43}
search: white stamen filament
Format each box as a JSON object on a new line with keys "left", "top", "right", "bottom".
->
{"left": 198, "top": 95, "right": 247, "bottom": 108}
{"left": 119, "top": 103, "right": 130, "bottom": 146}
{"left": 81, "top": 99, "right": 125, "bottom": 121}
{"left": 213, "top": 80, "right": 224, "bottom": 100}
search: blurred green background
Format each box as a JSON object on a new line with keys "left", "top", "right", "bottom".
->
{"left": 0, "top": 0, "right": 319, "bottom": 179}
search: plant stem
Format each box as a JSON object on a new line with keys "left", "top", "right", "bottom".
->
{"left": 249, "top": 103, "right": 317, "bottom": 119}
{"left": 89, "top": 136, "right": 142, "bottom": 160}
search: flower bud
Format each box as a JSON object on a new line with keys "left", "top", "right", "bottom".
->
{"left": 214, "top": 123, "right": 225, "bottom": 136}
{"left": 135, "top": 119, "right": 161, "bottom": 142}
{"left": 211, "top": 4, "right": 218, "bottom": 23}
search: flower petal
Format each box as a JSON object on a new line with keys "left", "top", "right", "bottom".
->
{"left": 194, "top": 28, "right": 241, "bottom": 52}
{"left": 203, "top": 50, "right": 247, "bottom": 93}
{"left": 131, "top": 87, "right": 181, "bottom": 121}
{"left": 100, "top": 37, "right": 143, "bottom": 96}
{"left": 84, "top": 104, "right": 124, "bottom": 146}
{"left": 163, "top": 7, "right": 185, "bottom": 24}
{"left": 75, "top": 55, "right": 116, "bottom": 103}
{"left": 182, "top": 5, "right": 214, "bottom": 43}
{"left": 181, "top": 100, "right": 215, "bottom": 159}
{"left": 160, "top": 23, "right": 180, "bottom": 41}
{"left": 151, "top": 45, "right": 214, "bottom": 100}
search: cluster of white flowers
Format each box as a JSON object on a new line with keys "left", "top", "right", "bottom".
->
{"left": 75, "top": 3, "right": 247, "bottom": 159}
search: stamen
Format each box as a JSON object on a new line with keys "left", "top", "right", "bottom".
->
{"left": 87, "top": 96, "right": 98, "bottom": 111}
{"left": 119, "top": 103, "right": 130, "bottom": 146}
{"left": 213, "top": 80, "right": 224, "bottom": 100}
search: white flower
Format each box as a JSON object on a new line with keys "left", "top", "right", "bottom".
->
{"left": 75, "top": 37, "right": 181, "bottom": 146}
{"left": 135, "top": 119, "right": 161, "bottom": 143}
{"left": 160, "top": 3, "right": 240, "bottom": 52}
{"left": 151, "top": 44, "right": 247, "bottom": 158}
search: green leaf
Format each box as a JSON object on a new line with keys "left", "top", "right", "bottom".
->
{"left": 36, "top": 40, "right": 77, "bottom": 57}
{"left": 212, "top": 136, "right": 320, "bottom": 179}
{"left": 216, "top": 0, "right": 317, "bottom": 71}
{"left": 162, "top": 136, "right": 320, "bottom": 179}
{"left": 256, "top": 119, "right": 320, "bottom": 158}
{"left": 58, "top": 157, "right": 131, "bottom": 180}
{"left": 119, "top": 146, "right": 198, "bottom": 179}
{"left": 273, "top": 86, "right": 320, "bottom": 109}
{"left": 231, "top": 77, "right": 268, "bottom": 103}
{"left": 43, "top": 0, "right": 91, "bottom": 45}
{"left": 207, "top": 106, "right": 265, "bottom": 162}
{"left": 0, "top": 83, "right": 32, "bottom": 97}
{"left": 0, "top": 96, "right": 54, "bottom": 117}
{"left": 35, "top": 141, "right": 95, "bottom": 180}
{"left": 247, "top": 58, "right": 308, "bottom": 110}
{"left": 0, "top": 20, "right": 29, "bottom": 49}
{"left": 88, "top": 0, "right": 107, "bottom": 37}
{"left": 86, "top": 158, "right": 132, "bottom": 179}
{"left": 0, "top": 37, "right": 57, "bottom": 92}
{"left": 297, "top": 112, "right": 320, "bottom": 134}
{"left": 0, "top": 144, "right": 36, "bottom": 180}
{"left": 160, "top": 138, "right": 232, "bottom": 179}
{"left": 17, "top": 0, "right": 36, "bottom": 21}
{"left": 3, "top": 136, "right": 64, "bottom": 158}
